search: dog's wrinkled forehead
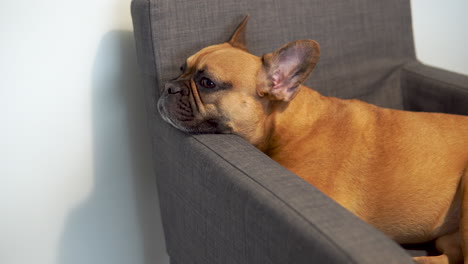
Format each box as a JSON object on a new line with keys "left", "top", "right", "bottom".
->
{"left": 186, "top": 43, "right": 260, "bottom": 81}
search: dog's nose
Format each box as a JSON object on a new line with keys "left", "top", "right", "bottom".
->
{"left": 165, "top": 83, "right": 181, "bottom": 94}
{"left": 165, "top": 82, "right": 189, "bottom": 95}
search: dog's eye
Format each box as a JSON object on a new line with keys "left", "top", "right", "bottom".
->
{"left": 199, "top": 77, "right": 216, "bottom": 89}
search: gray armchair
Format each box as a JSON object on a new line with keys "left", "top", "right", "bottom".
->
{"left": 131, "top": 0, "right": 468, "bottom": 263}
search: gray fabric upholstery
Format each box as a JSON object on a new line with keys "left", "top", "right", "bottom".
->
{"left": 153, "top": 114, "right": 413, "bottom": 264}
{"left": 402, "top": 62, "right": 468, "bottom": 115}
{"left": 133, "top": 0, "right": 415, "bottom": 109}
{"left": 131, "top": 0, "right": 468, "bottom": 263}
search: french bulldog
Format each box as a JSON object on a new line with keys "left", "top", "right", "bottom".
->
{"left": 158, "top": 15, "right": 468, "bottom": 264}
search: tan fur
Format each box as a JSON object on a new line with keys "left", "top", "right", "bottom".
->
{"left": 158, "top": 18, "right": 468, "bottom": 263}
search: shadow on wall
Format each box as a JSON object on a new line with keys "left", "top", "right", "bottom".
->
{"left": 58, "top": 30, "right": 169, "bottom": 264}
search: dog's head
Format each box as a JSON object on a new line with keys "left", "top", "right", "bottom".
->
{"left": 158, "top": 15, "right": 320, "bottom": 144}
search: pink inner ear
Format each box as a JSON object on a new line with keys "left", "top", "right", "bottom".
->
{"left": 271, "top": 52, "right": 301, "bottom": 89}
{"left": 271, "top": 71, "right": 284, "bottom": 89}
{"left": 272, "top": 75, "right": 280, "bottom": 88}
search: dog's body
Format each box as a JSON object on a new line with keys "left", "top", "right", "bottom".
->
{"left": 158, "top": 16, "right": 468, "bottom": 263}
{"left": 259, "top": 85, "right": 468, "bottom": 245}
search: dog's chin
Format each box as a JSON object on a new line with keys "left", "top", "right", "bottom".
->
{"left": 158, "top": 102, "right": 227, "bottom": 134}
{"left": 162, "top": 115, "right": 226, "bottom": 134}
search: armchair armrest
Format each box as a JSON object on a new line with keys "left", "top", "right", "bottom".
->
{"left": 152, "top": 111, "right": 413, "bottom": 263}
{"left": 402, "top": 62, "right": 468, "bottom": 115}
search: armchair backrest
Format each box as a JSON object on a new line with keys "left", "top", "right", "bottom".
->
{"left": 133, "top": 0, "right": 415, "bottom": 108}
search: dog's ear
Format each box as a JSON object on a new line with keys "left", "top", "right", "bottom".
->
{"left": 257, "top": 40, "right": 320, "bottom": 102}
{"left": 228, "top": 14, "right": 249, "bottom": 51}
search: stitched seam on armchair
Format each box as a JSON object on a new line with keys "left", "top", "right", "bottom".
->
{"left": 350, "top": 61, "right": 407, "bottom": 100}
{"left": 148, "top": 0, "right": 162, "bottom": 97}
{"left": 191, "top": 135, "right": 357, "bottom": 264}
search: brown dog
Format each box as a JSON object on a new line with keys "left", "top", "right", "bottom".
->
{"left": 158, "top": 16, "right": 468, "bottom": 264}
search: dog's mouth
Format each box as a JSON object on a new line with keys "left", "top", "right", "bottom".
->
{"left": 158, "top": 81, "right": 228, "bottom": 134}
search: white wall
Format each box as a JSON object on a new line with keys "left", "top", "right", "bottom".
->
{"left": 0, "top": 1, "right": 467, "bottom": 264}
{"left": 412, "top": 0, "right": 468, "bottom": 75}
{"left": 0, "top": 1, "right": 169, "bottom": 264}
